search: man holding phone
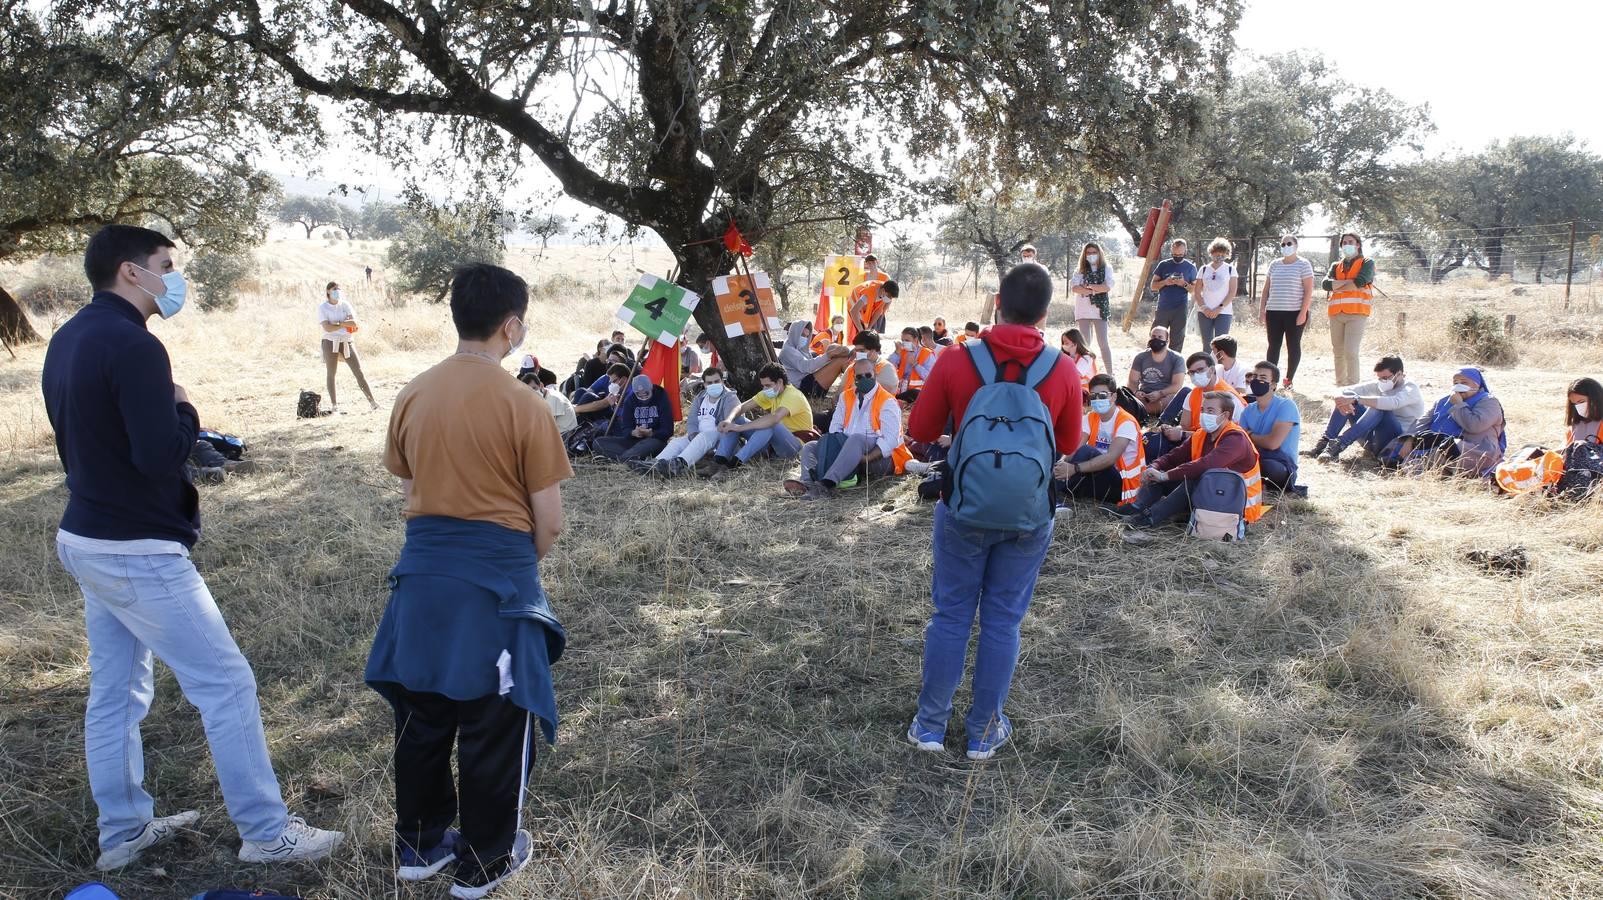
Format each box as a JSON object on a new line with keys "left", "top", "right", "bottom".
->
{"left": 1149, "top": 239, "right": 1197, "bottom": 353}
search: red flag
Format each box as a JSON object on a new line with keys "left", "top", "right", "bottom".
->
{"left": 641, "top": 339, "right": 683, "bottom": 421}
{"left": 813, "top": 280, "right": 832, "bottom": 333}
{"left": 723, "top": 220, "right": 754, "bottom": 257}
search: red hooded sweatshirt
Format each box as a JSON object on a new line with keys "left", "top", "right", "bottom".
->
{"left": 907, "top": 324, "right": 1082, "bottom": 454}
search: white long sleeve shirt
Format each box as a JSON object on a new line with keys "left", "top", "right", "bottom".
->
{"left": 829, "top": 388, "right": 903, "bottom": 458}
{"left": 1338, "top": 378, "right": 1425, "bottom": 421}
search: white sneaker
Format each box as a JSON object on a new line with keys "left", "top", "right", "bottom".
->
{"left": 95, "top": 810, "right": 199, "bottom": 871}
{"left": 449, "top": 830, "right": 533, "bottom": 899}
{"left": 905, "top": 459, "right": 931, "bottom": 476}
{"left": 329, "top": 404, "right": 343, "bottom": 415}
{"left": 238, "top": 814, "right": 344, "bottom": 864}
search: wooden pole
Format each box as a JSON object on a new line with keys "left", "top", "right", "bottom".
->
{"left": 1121, "top": 203, "right": 1172, "bottom": 333}
{"left": 1397, "top": 311, "right": 1407, "bottom": 338}
{"left": 735, "top": 253, "right": 778, "bottom": 364}
{"left": 1504, "top": 313, "right": 1517, "bottom": 337}
{"left": 1565, "top": 221, "right": 1577, "bottom": 310}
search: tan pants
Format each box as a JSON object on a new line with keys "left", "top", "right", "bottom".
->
{"left": 321, "top": 339, "right": 374, "bottom": 406}
{"left": 1329, "top": 313, "right": 1368, "bottom": 387}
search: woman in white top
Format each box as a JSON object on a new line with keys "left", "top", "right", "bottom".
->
{"left": 1258, "top": 235, "right": 1316, "bottom": 390}
{"left": 318, "top": 281, "right": 377, "bottom": 412}
{"left": 1070, "top": 241, "right": 1115, "bottom": 374}
{"left": 1060, "top": 328, "right": 1098, "bottom": 385}
{"left": 1192, "top": 237, "right": 1238, "bottom": 349}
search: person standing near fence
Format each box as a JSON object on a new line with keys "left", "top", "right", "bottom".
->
{"left": 1192, "top": 237, "right": 1238, "bottom": 348}
{"left": 1149, "top": 238, "right": 1197, "bottom": 352}
{"left": 1259, "top": 235, "right": 1315, "bottom": 390}
{"left": 1323, "top": 232, "right": 1376, "bottom": 387}
{"left": 1070, "top": 241, "right": 1116, "bottom": 374}
{"left": 318, "top": 281, "right": 379, "bottom": 412}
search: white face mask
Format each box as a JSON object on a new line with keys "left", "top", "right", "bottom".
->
{"left": 1199, "top": 412, "right": 1222, "bottom": 433}
{"left": 1191, "top": 371, "right": 1211, "bottom": 388}
{"left": 1341, "top": 244, "right": 1358, "bottom": 259}
{"left": 329, "top": 289, "right": 342, "bottom": 302}
{"left": 705, "top": 382, "right": 725, "bottom": 398}
{"left": 900, "top": 340, "right": 914, "bottom": 350}
{"left": 1452, "top": 383, "right": 1474, "bottom": 394}
{"left": 505, "top": 318, "right": 526, "bottom": 359}
{"left": 1577, "top": 401, "right": 1591, "bottom": 418}
{"left": 1281, "top": 244, "right": 1296, "bottom": 258}
{"left": 1086, "top": 253, "right": 1100, "bottom": 266}
{"left": 1377, "top": 377, "right": 1395, "bottom": 392}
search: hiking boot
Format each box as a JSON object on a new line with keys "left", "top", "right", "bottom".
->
{"left": 1322, "top": 442, "right": 1346, "bottom": 462}
{"left": 1304, "top": 437, "right": 1329, "bottom": 459}
{"left": 801, "top": 483, "right": 835, "bottom": 501}
{"left": 398, "top": 829, "right": 461, "bottom": 881}
{"left": 966, "top": 716, "right": 1013, "bottom": 761}
{"left": 907, "top": 722, "right": 945, "bottom": 753}
{"left": 1108, "top": 503, "right": 1145, "bottom": 520}
{"left": 783, "top": 478, "right": 809, "bottom": 497}
{"left": 905, "top": 459, "right": 932, "bottom": 476}
{"left": 449, "top": 830, "right": 533, "bottom": 899}
{"left": 222, "top": 459, "right": 257, "bottom": 475}
{"left": 95, "top": 810, "right": 199, "bottom": 871}
{"left": 238, "top": 815, "right": 344, "bottom": 864}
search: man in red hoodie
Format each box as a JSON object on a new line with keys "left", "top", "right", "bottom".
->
{"left": 905, "top": 263, "right": 1082, "bottom": 760}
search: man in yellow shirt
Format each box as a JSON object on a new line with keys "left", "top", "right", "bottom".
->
{"left": 709, "top": 363, "right": 819, "bottom": 475}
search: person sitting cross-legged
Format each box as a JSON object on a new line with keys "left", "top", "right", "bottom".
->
{"left": 710, "top": 363, "right": 817, "bottom": 474}
{"left": 1127, "top": 325, "right": 1185, "bottom": 420}
{"left": 1148, "top": 351, "right": 1244, "bottom": 459}
{"left": 783, "top": 357, "right": 913, "bottom": 499}
{"left": 641, "top": 367, "right": 739, "bottom": 476}
{"left": 1310, "top": 355, "right": 1425, "bottom": 462}
{"left": 1054, "top": 373, "right": 1145, "bottom": 507}
{"left": 571, "top": 362, "right": 632, "bottom": 424}
{"left": 1116, "top": 391, "right": 1266, "bottom": 530}
{"left": 594, "top": 375, "right": 672, "bottom": 461}
{"left": 1239, "top": 361, "right": 1303, "bottom": 493}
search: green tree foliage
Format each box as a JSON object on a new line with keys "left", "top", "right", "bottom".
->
{"left": 0, "top": 3, "right": 295, "bottom": 342}
{"left": 128, "top": 0, "right": 1238, "bottom": 382}
{"left": 357, "top": 202, "right": 408, "bottom": 240}
{"left": 188, "top": 249, "right": 258, "bottom": 312}
{"left": 277, "top": 195, "right": 349, "bottom": 239}
{"left": 385, "top": 206, "right": 506, "bottom": 302}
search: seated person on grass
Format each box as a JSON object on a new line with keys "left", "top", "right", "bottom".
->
{"left": 811, "top": 316, "right": 846, "bottom": 355}
{"left": 780, "top": 321, "right": 849, "bottom": 399}
{"left": 932, "top": 317, "right": 954, "bottom": 346}
{"left": 520, "top": 363, "right": 578, "bottom": 436}
{"left": 710, "top": 363, "right": 817, "bottom": 473}
{"left": 1127, "top": 325, "right": 1185, "bottom": 420}
{"left": 1210, "top": 335, "right": 1248, "bottom": 392}
{"left": 1567, "top": 377, "right": 1603, "bottom": 446}
{"left": 1239, "top": 361, "right": 1302, "bottom": 492}
{"left": 958, "top": 321, "right": 981, "bottom": 344}
{"left": 1054, "top": 373, "right": 1144, "bottom": 507}
{"left": 888, "top": 326, "right": 935, "bottom": 403}
{"left": 594, "top": 375, "right": 672, "bottom": 461}
{"left": 918, "top": 326, "right": 946, "bottom": 361}
{"left": 1062, "top": 328, "right": 1098, "bottom": 384}
{"left": 784, "top": 357, "right": 917, "bottom": 499}
{"left": 1311, "top": 355, "right": 1424, "bottom": 462}
{"left": 641, "top": 367, "right": 739, "bottom": 476}
{"left": 572, "top": 362, "right": 632, "bottom": 423}
{"left": 1148, "top": 351, "right": 1244, "bottom": 459}
{"left": 1116, "top": 391, "right": 1266, "bottom": 530}
{"left": 1386, "top": 367, "right": 1505, "bottom": 477}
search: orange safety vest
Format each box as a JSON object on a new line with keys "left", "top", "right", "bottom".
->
{"left": 1072, "top": 352, "right": 1098, "bottom": 383}
{"left": 809, "top": 330, "right": 837, "bottom": 355}
{"left": 850, "top": 275, "right": 890, "bottom": 326}
{"left": 1085, "top": 406, "right": 1146, "bottom": 505}
{"left": 1495, "top": 446, "right": 1564, "bottom": 495}
{"left": 1187, "top": 421, "right": 1267, "bottom": 523}
{"left": 1184, "top": 377, "right": 1244, "bottom": 431}
{"left": 895, "top": 345, "right": 933, "bottom": 390}
{"left": 1328, "top": 256, "right": 1373, "bottom": 317}
{"left": 840, "top": 382, "right": 913, "bottom": 474}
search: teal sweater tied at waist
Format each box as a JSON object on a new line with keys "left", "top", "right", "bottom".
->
{"left": 365, "top": 515, "right": 566, "bottom": 744}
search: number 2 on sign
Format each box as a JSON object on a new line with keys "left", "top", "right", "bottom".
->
{"left": 643, "top": 296, "right": 668, "bottom": 319}
{"left": 836, "top": 267, "right": 851, "bottom": 286}
{"left": 740, "top": 289, "right": 759, "bottom": 317}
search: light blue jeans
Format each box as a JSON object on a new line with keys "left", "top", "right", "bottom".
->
{"left": 719, "top": 422, "right": 804, "bottom": 463}
{"left": 56, "top": 543, "right": 288, "bottom": 851}
{"left": 914, "top": 502, "right": 1054, "bottom": 744}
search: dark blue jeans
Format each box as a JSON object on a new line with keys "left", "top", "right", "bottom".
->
{"left": 1323, "top": 407, "right": 1405, "bottom": 454}
{"left": 1258, "top": 446, "right": 1297, "bottom": 489}
{"left": 1058, "top": 445, "right": 1121, "bottom": 504}
{"left": 915, "top": 502, "right": 1053, "bottom": 744}
{"left": 1132, "top": 478, "right": 1196, "bottom": 524}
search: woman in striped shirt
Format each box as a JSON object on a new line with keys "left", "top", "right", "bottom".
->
{"left": 1258, "top": 235, "right": 1315, "bottom": 390}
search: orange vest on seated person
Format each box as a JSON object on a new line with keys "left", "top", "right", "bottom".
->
{"left": 1085, "top": 406, "right": 1146, "bottom": 505}
{"left": 895, "top": 345, "right": 934, "bottom": 390}
{"left": 1328, "top": 256, "right": 1373, "bottom": 317}
{"left": 809, "top": 329, "right": 837, "bottom": 355}
{"left": 840, "top": 381, "right": 914, "bottom": 474}
{"left": 1184, "top": 378, "right": 1244, "bottom": 431}
{"left": 1187, "top": 421, "right": 1266, "bottom": 523}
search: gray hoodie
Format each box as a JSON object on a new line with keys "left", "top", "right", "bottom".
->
{"left": 779, "top": 321, "right": 832, "bottom": 386}
{"left": 684, "top": 385, "right": 741, "bottom": 437}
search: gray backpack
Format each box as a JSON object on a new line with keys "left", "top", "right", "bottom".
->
{"left": 946, "top": 342, "right": 1061, "bottom": 531}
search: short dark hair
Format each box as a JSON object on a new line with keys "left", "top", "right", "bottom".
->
{"left": 882, "top": 280, "right": 901, "bottom": 299}
{"left": 997, "top": 264, "right": 1052, "bottom": 324}
{"left": 695, "top": 333, "right": 710, "bottom": 344}
{"left": 450, "top": 263, "right": 529, "bottom": 340}
{"left": 964, "top": 322, "right": 980, "bottom": 332}
{"left": 325, "top": 281, "right": 339, "bottom": 292}
{"left": 853, "top": 330, "right": 882, "bottom": 352}
{"left": 84, "top": 225, "right": 176, "bottom": 290}
{"left": 1375, "top": 355, "right": 1404, "bottom": 374}
{"left": 757, "top": 363, "right": 788, "bottom": 385}
{"left": 607, "top": 363, "right": 632, "bottom": 379}
{"left": 1185, "top": 351, "right": 1214, "bottom": 370}
{"left": 901, "top": 326, "right": 918, "bottom": 339}
{"left": 702, "top": 366, "right": 724, "bottom": 380}
{"left": 1253, "top": 360, "right": 1281, "bottom": 383}
{"left": 1210, "top": 335, "right": 1238, "bottom": 358}
{"left": 918, "top": 326, "right": 935, "bottom": 339}
{"left": 611, "top": 329, "right": 625, "bottom": 336}
{"left": 1088, "top": 373, "right": 1117, "bottom": 392}
{"left": 539, "top": 369, "right": 558, "bottom": 386}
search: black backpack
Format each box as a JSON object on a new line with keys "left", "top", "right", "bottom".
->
{"left": 197, "top": 429, "right": 245, "bottom": 460}
{"left": 1556, "top": 442, "right": 1603, "bottom": 500}
{"left": 297, "top": 390, "right": 322, "bottom": 419}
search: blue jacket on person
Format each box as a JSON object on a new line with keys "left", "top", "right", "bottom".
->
{"left": 40, "top": 292, "right": 202, "bottom": 547}
{"left": 608, "top": 385, "right": 673, "bottom": 440}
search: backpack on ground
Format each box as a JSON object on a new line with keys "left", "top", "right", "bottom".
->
{"left": 946, "top": 342, "right": 1061, "bottom": 531}
{"left": 1555, "top": 441, "right": 1603, "bottom": 500}
{"left": 1188, "top": 468, "right": 1248, "bottom": 542}
{"left": 197, "top": 429, "right": 246, "bottom": 460}
{"left": 296, "top": 390, "right": 322, "bottom": 419}
{"left": 1115, "top": 386, "right": 1149, "bottom": 425}
{"left": 1494, "top": 444, "right": 1562, "bottom": 495}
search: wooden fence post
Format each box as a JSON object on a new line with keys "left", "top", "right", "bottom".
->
{"left": 1565, "top": 221, "right": 1577, "bottom": 310}
{"left": 1504, "top": 313, "right": 1517, "bottom": 337}
{"left": 1397, "top": 311, "right": 1407, "bottom": 338}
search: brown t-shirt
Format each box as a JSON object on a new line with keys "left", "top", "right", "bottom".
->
{"left": 384, "top": 354, "right": 574, "bottom": 534}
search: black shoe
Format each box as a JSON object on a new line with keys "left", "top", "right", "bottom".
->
{"left": 1109, "top": 503, "right": 1145, "bottom": 519}
{"left": 1304, "top": 438, "right": 1329, "bottom": 458}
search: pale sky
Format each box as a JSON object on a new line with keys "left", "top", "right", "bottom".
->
{"left": 272, "top": 0, "right": 1601, "bottom": 239}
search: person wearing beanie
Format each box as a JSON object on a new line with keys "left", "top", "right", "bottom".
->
{"left": 594, "top": 374, "right": 672, "bottom": 461}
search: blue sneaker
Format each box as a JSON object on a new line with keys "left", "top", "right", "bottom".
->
{"left": 906, "top": 721, "right": 944, "bottom": 752}
{"left": 967, "top": 716, "right": 1013, "bottom": 761}
{"left": 398, "top": 829, "right": 461, "bottom": 881}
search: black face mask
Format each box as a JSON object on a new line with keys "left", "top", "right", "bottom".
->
{"left": 1249, "top": 380, "right": 1272, "bottom": 398}
{"left": 855, "top": 375, "right": 877, "bottom": 395}
{"left": 1149, "top": 339, "right": 1167, "bottom": 353}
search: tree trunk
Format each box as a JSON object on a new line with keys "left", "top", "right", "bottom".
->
{"left": 303, "top": 221, "right": 315, "bottom": 239}
{"left": 0, "top": 283, "right": 42, "bottom": 346}
{"left": 677, "top": 241, "right": 773, "bottom": 397}
{"left": 1485, "top": 236, "right": 1505, "bottom": 279}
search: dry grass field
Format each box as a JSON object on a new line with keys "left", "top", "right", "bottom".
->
{"left": 2, "top": 240, "right": 1603, "bottom": 899}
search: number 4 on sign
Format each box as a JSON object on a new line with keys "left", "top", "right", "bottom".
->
{"left": 617, "top": 273, "right": 701, "bottom": 347}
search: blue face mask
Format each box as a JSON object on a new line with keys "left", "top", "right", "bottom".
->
{"left": 1090, "top": 397, "right": 1114, "bottom": 415}
{"left": 135, "top": 264, "right": 188, "bottom": 319}
{"left": 705, "top": 383, "right": 726, "bottom": 398}
{"left": 1200, "top": 413, "right": 1223, "bottom": 433}
{"left": 761, "top": 387, "right": 778, "bottom": 399}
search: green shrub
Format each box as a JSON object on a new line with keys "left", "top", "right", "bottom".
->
{"left": 188, "top": 250, "right": 258, "bottom": 312}
{"left": 1449, "top": 309, "right": 1519, "bottom": 366}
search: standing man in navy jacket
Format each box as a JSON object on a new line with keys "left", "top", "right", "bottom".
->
{"left": 42, "top": 225, "right": 342, "bottom": 871}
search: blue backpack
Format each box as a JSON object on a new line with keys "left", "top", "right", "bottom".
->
{"left": 946, "top": 342, "right": 1061, "bottom": 531}
{"left": 1188, "top": 468, "right": 1248, "bottom": 541}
